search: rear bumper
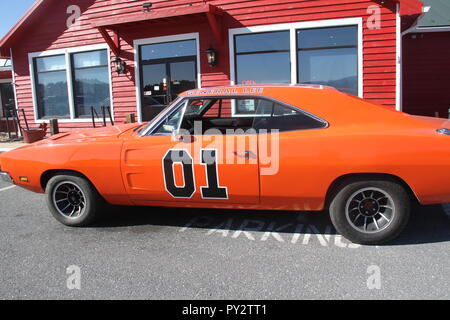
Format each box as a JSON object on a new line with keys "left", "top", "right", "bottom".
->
{"left": 0, "top": 171, "right": 13, "bottom": 184}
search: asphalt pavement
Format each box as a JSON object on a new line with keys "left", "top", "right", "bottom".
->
{"left": 0, "top": 177, "right": 449, "bottom": 300}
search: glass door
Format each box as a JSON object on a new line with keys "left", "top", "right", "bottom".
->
{"left": 139, "top": 39, "right": 198, "bottom": 121}
{"left": 169, "top": 60, "right": 197, "bottom": 99}
{"left": 141, "top": 63, "right": 170, "bottom": 121}
{"left": 0, "top": 83, "right": 15, "bottom": 117}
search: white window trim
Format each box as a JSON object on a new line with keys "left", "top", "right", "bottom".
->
{"left": 28, "top": 44, "right": 114, "bottom": 123}
{"left": 229, "top": 18, "right": 364, "bottom": 116}
{"left": 133, "top": 32, "right": 201, "bottom": 123}
{"left": 396, "top": 3, "right": 402, "bottom": 112}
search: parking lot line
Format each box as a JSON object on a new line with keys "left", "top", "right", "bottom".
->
{"left": 0, "top": 185, "right": 16, "bottom": 192}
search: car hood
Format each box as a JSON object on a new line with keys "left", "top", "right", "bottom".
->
{"left": 36, "top": 123, "right": 141, "bottom": 144}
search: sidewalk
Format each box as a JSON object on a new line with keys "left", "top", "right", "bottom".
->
{"left": 0, "top": 141, "right": 27, "bottom": 152}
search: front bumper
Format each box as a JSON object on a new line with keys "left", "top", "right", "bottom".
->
{"left": 0, "top": 171, "right": 13, "bottom": 184}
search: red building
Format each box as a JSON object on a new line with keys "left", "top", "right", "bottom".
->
{"left": 402, "top": 0, "right": 450, "bottom": 118}
{"left": 0, "top": 0, "right": 423, "bottom": 132}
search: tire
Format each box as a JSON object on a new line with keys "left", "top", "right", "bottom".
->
{"left": 45, "top": 174, "right": 102, "bottom": 227}
{"left": 329, "top": 180, "right": 410, "bottom": 245}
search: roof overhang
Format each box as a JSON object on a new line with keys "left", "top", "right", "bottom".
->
{"left": 91, "top": 3, "right": 225, "bottom": 56}
{"left": 91, "top": 3, "right": 224, "bottom": 29}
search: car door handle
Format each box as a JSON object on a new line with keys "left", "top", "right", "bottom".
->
{"left": 174, "top": 135, "right": 196, "bottom": 143}
{"left": 233, "top": 150, "right": 256, "bottom": 159}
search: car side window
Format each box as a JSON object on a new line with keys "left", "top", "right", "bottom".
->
{"left": 150, "top": 97, "right": 326, "bottom": 136}
{"left": 152, "top": 101, "right": 187, "bottom": 135}
{"left": 152, "top": 99, "right": 216, "bottom": 135}
{"left": 252, "top": 100, "right": 326, "bottom": 132}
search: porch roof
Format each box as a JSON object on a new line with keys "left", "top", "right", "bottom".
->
{"left": 90, "top": 3, "right": 224, "bottom": 29}
{"left": 90, "top": 3, "right": 225, "bottom": 57}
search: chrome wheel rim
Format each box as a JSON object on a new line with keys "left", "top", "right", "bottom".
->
{"left": 345, "top": 187, "right": 395, "bottom": 234}
{"left": 52, "top": 181, "right": 86, "bottom": 219}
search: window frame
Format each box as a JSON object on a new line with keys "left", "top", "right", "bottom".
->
{"left": 142, "top": 95, "right": 328, "bottom": 136}
{"left": 70, "top": 49, "right": 111, "bottom": 119}
{"left": 229, "top": 18, "right": 363, "bottom": 116}
{"left": 296, "top": 25, "right": 359, "bottom": 96}
{"left": 234, "top": 30, "right": 291, "bottom": 86}
{"left": 33, "top": 54, "right": 70, "bottom": 119}
{"left": 133, "top": 32, "right": 201, "bottom": 123}
{"left": 28, "top": 44, "right": 114, "bottom": 123}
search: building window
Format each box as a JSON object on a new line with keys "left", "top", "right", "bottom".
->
{"left": 138, "top": 39, "right": 198, "bottom": 121}
{"left": 234, "top": 31, "right": 291, "bottom": 85}
{"left": 72, "top": 50, "right": 110, "bottom": 117}
{"left": 297, "top": 26, "right": 358, "bottom": 96}
{"left": 140, "top": 39, "right": 197, "bottom": 60}
{"left": 34, "top": 55, "right": 70, "bottom": 118}
{"left": 32, "top": 47, "right": 111, "bottom": 120}
{"left": 230, "top": 20, "right": 361, "bottom": 115}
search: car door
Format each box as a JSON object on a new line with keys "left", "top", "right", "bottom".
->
{"left": 121, "top": 98, "right": 260, "bottom": 205}
{"left": 253, "top": 100, "right": 330, "bottom": 210}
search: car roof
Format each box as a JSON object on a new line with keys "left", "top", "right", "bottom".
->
{"left": 179, "top": 84, "right": 410, "bottom": 128}
{"left": 180, "top": 84, "right": 336, "bottom": 97}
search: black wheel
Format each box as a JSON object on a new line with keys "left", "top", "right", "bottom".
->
{"left": 329, "top": 180, "right": 410, "bottom": 245}
{"left": 45, "top": 174, "right": 102, "bottom": 227}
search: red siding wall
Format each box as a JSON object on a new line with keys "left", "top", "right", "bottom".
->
{"left": 402, "top": 31, "right": 450, "bottom": 118}
{"left": 9, "top": 0, "right": 400, "bottom": 132}
{"left": 0, "top": 70, "right": 11, "bottom": 80}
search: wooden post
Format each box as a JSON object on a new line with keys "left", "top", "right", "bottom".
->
{"left": 125, "top": 113, "right": 136, "bottom": 123}
{"left": 50, "top": 119, "right": 59, "bottom": 135}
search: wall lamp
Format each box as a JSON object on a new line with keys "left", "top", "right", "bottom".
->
{"left": 112, "top": 56, "right": 126, "bottom": 74}
{"left": 142, "top": 2, "right": 152, "bottom": 11}
{"left": 206, "top": 47, "right": 218, "bottom": 67}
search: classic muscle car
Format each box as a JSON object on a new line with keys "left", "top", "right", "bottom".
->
{"left": 1, "top": 84, "right": 450, "bottom": 244}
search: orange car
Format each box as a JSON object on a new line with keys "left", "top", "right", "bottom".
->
{"left": 1, "top": 84, "right": 450, "bottom": 244}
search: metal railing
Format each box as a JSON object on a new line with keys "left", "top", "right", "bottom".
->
{"left": 90, "top": 106, "right": 114, "bottom": 128}
{"left": 1, "top": 105, "right": 21, "bottom": 142}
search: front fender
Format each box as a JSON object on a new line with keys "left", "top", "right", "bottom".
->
{"left": 0, "top": 140, "right": 133, "bottom": 206}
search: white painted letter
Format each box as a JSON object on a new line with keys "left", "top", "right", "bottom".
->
{"left": 66, "top": 265, "right": 81, "bottom": 290}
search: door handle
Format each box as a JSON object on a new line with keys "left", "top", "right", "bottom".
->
{"left": 233, "top": 150, "right": 256, "bottom": 159}
{"left": 175, "top": 135, "right": 196, "bottom": 143}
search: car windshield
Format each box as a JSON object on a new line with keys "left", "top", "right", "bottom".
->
{"left": 138, "top": 96, "right": 183, "bottom": 135}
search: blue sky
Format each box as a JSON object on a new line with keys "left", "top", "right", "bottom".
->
{"left": 0, "top": 0, "right": 37, "bottom": 39}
